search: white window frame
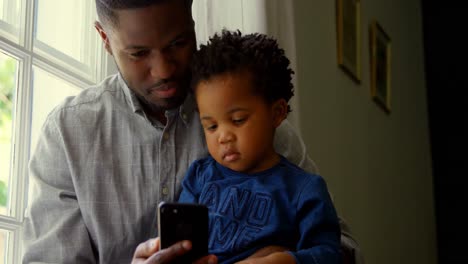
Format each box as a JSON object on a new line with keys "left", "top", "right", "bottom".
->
{"left": 0, "top": 0, "right": 108, "bottom": 263}
{"left": 0, "top": 0, "right": 20, "bottom": 42}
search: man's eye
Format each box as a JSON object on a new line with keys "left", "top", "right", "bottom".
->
{"left": 130, "top": 50, "right": 149, "bottom": 58}
{"left": 169, "top": 39, "right": 187, "bottom": 48}
{"left": 169, "top": 37, "right": 188, "bottom": 48}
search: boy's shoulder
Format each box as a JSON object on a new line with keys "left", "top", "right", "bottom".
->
{"left": 279, "top": 156, "right": 315, "bottom": 176}
{"left": 187, "top": 156, "right": 217, "bottom": 172}
{"left": 278, "top": 156, "right": 326, "bottom": 186}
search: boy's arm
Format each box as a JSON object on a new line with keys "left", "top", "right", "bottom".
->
{"left": 236, "top": 174, "right": 342, "bottom": 264}
{"left": 178, "top": 161, "right": 203, "bottom": 203}
{"left": 236, "top": 176, "right": 341, "bottom": 264}
{"left": 287, "top": 176, "right": 341, "bottom": 264}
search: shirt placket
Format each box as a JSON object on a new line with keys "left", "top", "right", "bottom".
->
{"left": 158, "top": 118, "right": 176, "bottom": 203}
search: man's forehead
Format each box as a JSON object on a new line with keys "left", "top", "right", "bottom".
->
{"left": 111, "top": 3, "right": 192, "bottom": 37}
{"left": 119, "top": 3, "right": 191, "bottom": 24}
{"left": 97, "top": 0, "right": 193, "bottom": 9}
{"left": 100, "top": 0, "right": 193, "bottom": 30}
{"left": 110, "top": 8, "right": 194, "bottom": 49}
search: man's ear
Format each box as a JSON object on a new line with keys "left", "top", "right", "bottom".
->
{"left": 272, "top": 99, "right": 288, "bottom": 128}
{"left": 94, "top": 21, "right": 113, "bottom": 55}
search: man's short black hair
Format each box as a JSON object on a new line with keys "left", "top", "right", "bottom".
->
{"left": 191, "top": 30, "right": 295, "bottom": 113}
{"left": 96, "top": 0, "right": 193, "bottom": 28}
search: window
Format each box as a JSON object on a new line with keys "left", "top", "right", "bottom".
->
{"left": 0, "top": 0, "right": 106, "bottom": 262}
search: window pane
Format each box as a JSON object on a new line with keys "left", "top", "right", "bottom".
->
{"left": 0, "top": 51, "right": 17, "bottom": 217}
{"left": 34, "top": 0, "right": 98, "bottom": 79}
{"left": 0, "top": 0, "right": 22, "bottom": 43}
{"left": 0, "top": 229, "right": 9, "bottom": 263}
{"left": 30, "top": 67, "right": 81, "bottom": 154}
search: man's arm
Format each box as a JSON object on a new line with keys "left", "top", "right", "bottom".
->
{"left": 340, "top": 217, "right": 366, "bottom": 264}
{"left": 22, "top": 116, "right": 96, "bottom": 263}
{"left": 274, "top": 120, "right": 318, "bottom": 174}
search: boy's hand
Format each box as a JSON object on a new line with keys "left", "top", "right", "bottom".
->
{"left": 235, "top": 252, "right": 296, "bottom": 264}
{"left": 131, "top": 237, "right": 217, "bottom": 264}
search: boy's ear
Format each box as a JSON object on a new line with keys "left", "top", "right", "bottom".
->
{"left": 272, "top": 99, "right": 288, "bottom": 128}
{"left": 95, "top": 21, "right": 113, "bottom": 55}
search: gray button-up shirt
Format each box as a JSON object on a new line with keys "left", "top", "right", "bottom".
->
{"left": 22, "top": 74, "right": 317, "bottom": 263}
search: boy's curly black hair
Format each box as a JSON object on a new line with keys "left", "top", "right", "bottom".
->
{"left": 191, "top": 30, "right": 294, "bottom": 113}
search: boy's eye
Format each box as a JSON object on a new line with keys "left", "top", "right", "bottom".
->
{"left": 233, "top": 118, "right": 246, "bottom": 125}
{"left": 205, "top": 124, "right": 217, "bottom": 131}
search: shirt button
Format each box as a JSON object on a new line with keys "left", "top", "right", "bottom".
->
{"left": 163, "top": 133, "right": 169, "bottom": 141}
{"left": 162, "top": 186, "right": 169, "bottom": 196}
{"left": 181, "top": 113, "right": 187, "bottom": 120}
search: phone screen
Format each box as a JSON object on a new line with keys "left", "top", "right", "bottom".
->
{"left": 158, "top": 202, "right": 209, "bottom": 263}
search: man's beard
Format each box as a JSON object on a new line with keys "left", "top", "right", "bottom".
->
{"left": 135, "top": 91, "right": 186, "bottom": 114}
{"left": 116, "top": 66, "right": 190, "bottom": 114}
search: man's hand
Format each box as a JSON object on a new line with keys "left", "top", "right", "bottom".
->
{"left": 245, "top": 246, "right": 289, "bottom": 259}
{"left": 235, "top": 252, "right": 296, "bottom": 264}
{"left": 132, "top": 237, "right": 218, "bottom": 264}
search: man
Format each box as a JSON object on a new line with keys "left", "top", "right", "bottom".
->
{"left": 22, "top": 0, "right": 359, "bottom": 263}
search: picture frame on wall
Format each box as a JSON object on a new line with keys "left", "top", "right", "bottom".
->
{"left": 336, "top": 0, "right": 361, "bottom": 83}
{"left": 370, "top": 20, "right": 391, "bottom": 113}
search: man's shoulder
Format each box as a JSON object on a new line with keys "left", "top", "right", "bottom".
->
{"left": 46, "top": 74, "right": 126, "bottom": 120}
{"left": 41, "top": 74, "right": 129, "bottom": 132}
{"left": 56, "top": 74, "right": 121, "bottom": 110}
{"left": 275, "top": 119, "right": 319, "bottom": 174}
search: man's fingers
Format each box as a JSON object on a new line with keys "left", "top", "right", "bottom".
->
{"left": 133, "top": 239, "right": 196, "bottom": 264}
{"left": 134, "top": 238, "right": 159, "bottom": 259}
{"left": 193, "top": 254, "right": 218, "bottom": 264}
{"left": 146, "top": 240, "right": 192, "bottom": 263}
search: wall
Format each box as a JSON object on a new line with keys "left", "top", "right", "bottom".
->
{"left": 292, "top": 0, "right": 437, "bottom": 263}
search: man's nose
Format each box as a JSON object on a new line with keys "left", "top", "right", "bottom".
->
{"left": 150, "top": 52, "right": 176, "bottom": 79}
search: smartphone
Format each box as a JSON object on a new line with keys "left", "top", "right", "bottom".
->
{"left": 158, "top": 202, "right": 209, "bottom": 263}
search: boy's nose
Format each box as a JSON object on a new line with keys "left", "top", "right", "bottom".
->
{"left": 218, "top": 130, "right": 235, "bottom": 144}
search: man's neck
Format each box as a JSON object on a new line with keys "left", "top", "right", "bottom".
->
{"left": 142, "top": 104, "right": 167, "bottom": 126}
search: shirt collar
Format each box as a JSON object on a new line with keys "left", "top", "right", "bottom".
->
{"left": 179, "top": 92, "right": 197, "bottom": 125}
{"left": 118, "top": 73, "right": 142, "bottom": 113}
